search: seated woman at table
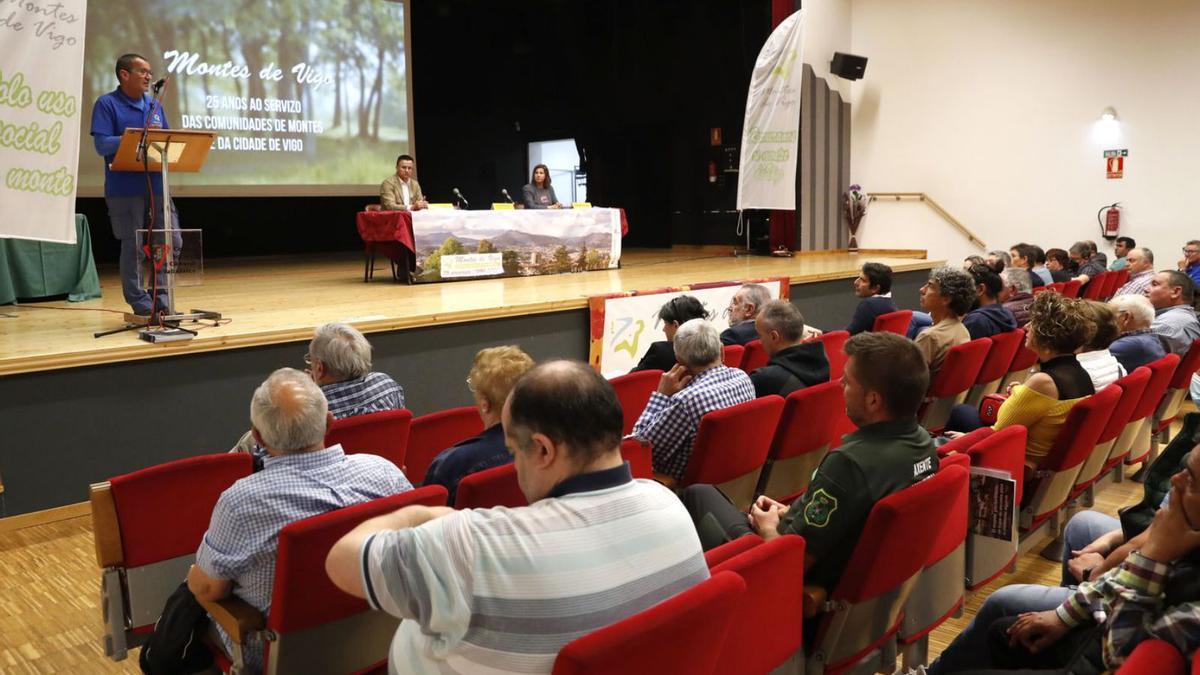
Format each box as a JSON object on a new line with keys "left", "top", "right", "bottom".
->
{"left": 522, "top": 164, "right": 563, "bottom": 209}
{"left": 632, "top": 295, "right": 713, "bottom": 372}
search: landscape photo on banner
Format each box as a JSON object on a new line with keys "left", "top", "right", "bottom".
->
{"left": 736, "top": 8, "right": 805, "bottom": 211}
{"left": 0, "top": 0, "right": 86, "bottom": 243}
{"left": 76, "top": 0, "right": 411, "bottom": 195}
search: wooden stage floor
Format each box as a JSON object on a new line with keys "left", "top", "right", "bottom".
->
{"left": 0, "top": 247, "right": 936, "bottom": 377}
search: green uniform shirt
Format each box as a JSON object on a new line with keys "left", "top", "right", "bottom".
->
{"left": 780, "top": 417, "right": 938, "bottom": 590}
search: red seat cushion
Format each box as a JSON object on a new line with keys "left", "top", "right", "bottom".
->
{"left": 406, "top": 407, "right": 485, "bottom": 485}
{"left": 769, "top": 379, "right": 842, "bottom": 461}
{"left": 325, "top": 409, "right": 413, "bottom": 470}
{"left": 609, "top": 370, "right": 662, "bottom": 436}
{"left": 455, "top": 463, "right": 528, "bottom": 509}
{"left": 682, "top": 396, "right": 785, "bottom": 487}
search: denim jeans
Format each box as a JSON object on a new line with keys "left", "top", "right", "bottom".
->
{"left": 928, "top": 584, "right": 1074, "bottom": 674}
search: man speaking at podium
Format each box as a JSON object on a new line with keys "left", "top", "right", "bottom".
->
{"left": 90, "top": 53, "right": 175, "bottom": 317}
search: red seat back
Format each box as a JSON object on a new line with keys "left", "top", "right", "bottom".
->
{"left": 872, "top": 310, "right": 913, "bottom": 335}
{"left": 927, "top": 460, "right": 971, "bottom": 567}
{"left": 936, "top": 427, "right": 994, "bottom": 458}
{"left": 1100, "top": 271, "right": 1122, "bottom": 300}
{"left": 406, "top": 406, "right": 485, "bottom": 484}
{"left": 1131, "top": 354, "right": 1181, "bottom": 422}
{"left": 711, "top": 536, "right": 807, "bottom": 674}
{"left": 1101, "top": 368, "right": 1151, "bottom": 444}
{"left": 1081, "top": 273, "right": 1107, "bottom": 300}
{"left": 268, "top": 485, "right": 448, "bottom": 635}
{"left": 740, "top": 339, "right": 770, "bottom": 373}
{"left": 1039, "top": 385, "right": 1121, "bottom": 473}
{"left": 455, "top": 463, "right": 528, "bottom": 509}
{"left": 769, "top": 380, "right": 842, "bottom": 461}
{"left": 1063, "top": 279, "right": 1082, "bottom": 298}
{"left": 682, "top": 396, "right": 785, "bottom": 487}
{"left": 976, "top": 330, "right": 1024, "bottom": 385}
{"left": 704, "top": 534, "right": 763, "bottom": 569}
{"left": 325, "top": 409, "right": 413, "bottom": 470}
{"left": 551, "top": 571, "right": 745, "bottom": 675}
{"left": 928, "top": 338, "right": 991, "bottom": 398}
{"left": 1008, "top": 340, "right": 1039, "bottom": 374}
{"left": 722, "top": 344, "right": 746, "bottom": 369}
{"left": 609, "top": 369, "right": 663, "bottom": 436}
{"left": 619, "top": 437, "right": 654, "bottom": 479}
{"left": 814, "top": 330, "right": 850, "bottom": 379}
{"left": 109, "top": 453, "right": 253, "bottom": 567}
{"left": 1114, "top": 639, "right": 1185, "bottom": 675}
{"left": 969, "top": 425, "right": 1028, "bottom": 505}
{"left": 1168, "top": 339, "right": 1200, "bottom": 390}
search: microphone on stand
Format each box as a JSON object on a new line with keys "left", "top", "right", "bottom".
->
{"left": 152, "top": 76, "right": 169, "bottom": 94}
{"left": 453, "top": 187, "right": 470, "bottom": 208}
{"left": 500, "top": 188, "right": 514, "bottom": 204}
{"left": 137, "top": 78, "right": 170, "bottom": 162}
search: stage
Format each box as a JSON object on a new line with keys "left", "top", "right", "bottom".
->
{"left": 0, "top": 247, "right": 938, "bottom": 521}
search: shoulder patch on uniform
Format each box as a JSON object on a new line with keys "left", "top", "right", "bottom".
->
{"left": 803, "top": 488, "right": 838, "bottom": 527}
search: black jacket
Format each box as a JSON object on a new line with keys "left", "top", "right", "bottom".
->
{"left": 720, "top": 320, "right": 758, "bottom": 346}
{"left": 632, "top": 340, "right": 677, "bottom": 372}
{"left": 750, "top": 342, "right": 831, "bottom": 398}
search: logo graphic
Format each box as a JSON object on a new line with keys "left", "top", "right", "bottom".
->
{"left": 611, "top": 317, "right": 645, "bottom": 357}
{"left": 803, "top": 488, "right": 838, "bottom": 527}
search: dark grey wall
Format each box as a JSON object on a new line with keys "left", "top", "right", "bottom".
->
{"left": 0, "top": 268, "right": 929, "bottom": 517}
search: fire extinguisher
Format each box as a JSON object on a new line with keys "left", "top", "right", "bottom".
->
{"left": 1097, "top": 203, "right": 1121, "bottom": 240}
{"left": 708, "top": 160, "right": 718, "bottom": 184}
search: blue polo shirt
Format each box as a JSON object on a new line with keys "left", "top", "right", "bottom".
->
{"left": 90, "top": 88, "right": 170, "bottom": 197}
{"left": 1186, "top": 261, "right": 1200, "bottom": 289}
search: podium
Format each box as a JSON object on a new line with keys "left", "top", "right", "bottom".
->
{"left": 98, "top": 128, "right": 221, "bottom": 341}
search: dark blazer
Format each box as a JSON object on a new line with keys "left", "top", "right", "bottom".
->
{"left": 632, "top": 341, "right": 677, "bottom": 372}
{"left": 720, "top": 320, "right": 758, "bottom": 346}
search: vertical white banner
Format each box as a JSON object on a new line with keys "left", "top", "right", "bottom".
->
{"left": 736, "top": 9, "right": 805, "bottom": 211}
{"left": 0, "top": 0, "right": 86, "bottom": 243}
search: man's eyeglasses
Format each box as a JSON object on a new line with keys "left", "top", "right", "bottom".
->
{"left": 1183, "top": 248, "right": 1200, "bottom": 256}
{"left": 303, "top": 353, "right": 312, "bottom": 366}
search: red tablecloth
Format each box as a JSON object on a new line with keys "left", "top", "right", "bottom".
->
{"left": 355, "top": 208, "right": 628, "bottom": 255}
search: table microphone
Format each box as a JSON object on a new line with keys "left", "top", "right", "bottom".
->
{"left": 500, "top": 188, "right": 514, "bottom": 204}
{"left": 453, "top": 188, "right": 470, "bottom": 207}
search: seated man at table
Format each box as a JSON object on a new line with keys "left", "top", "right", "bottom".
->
{"left": 380, "top": 154, "right": 427, "bottom": 211}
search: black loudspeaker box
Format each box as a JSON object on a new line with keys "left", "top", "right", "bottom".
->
{"left": 830, "top": 52, "right": 868, "bottom": 80}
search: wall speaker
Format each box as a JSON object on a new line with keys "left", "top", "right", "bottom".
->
{"left": 830, "top": 52, "right": 868, "bottom": 80}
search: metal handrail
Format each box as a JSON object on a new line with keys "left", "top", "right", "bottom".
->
{"left": 867, "top": 192, "right": 986, "bottom": 250}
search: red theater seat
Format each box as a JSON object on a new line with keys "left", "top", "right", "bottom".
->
{"left": 872, "top": 309, "right": 912, "bottom": 335}
{"left": 1114, "top": 639, "right": 1185, "bottom": 674}
{"left": 740, "top": 339, "right": 770, "bottom": 373}
{"left": 965, "top": 329, "right": 1025, "bottom": 408}
{"left": 1107, "top": 354, "right": 1179, "bottom": 473}
{"left": 814, "top": 330, "right": 849, "bottom": 379}
{"left": 325, "top": 408, "right": 413, "bottom": 470}
{"left": 722, "top": 344, "right": 746, "bottom": 369}
{"left": 920, "top": 338, "right": 991, "bottom": 433}
{"left": 964, "top": 426, "right": 1028, "bottom": 591}
{"left": 757, "top": 380, "right": 842, "bottom": 498}
{"left": 455, "top": 463, "right": 527, "bottom": 510}
{"left": 405, "top": 406, "right": 484, "bottom": 485}
{"left": 679, "top": 396, "right": 785, "bottom": 510}
{"left": 609, "top": 369, "right": 662, "bottom": 435}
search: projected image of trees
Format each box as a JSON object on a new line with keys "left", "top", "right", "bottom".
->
{"left": 78, "top": 0, "right": 410, "bottom": 192}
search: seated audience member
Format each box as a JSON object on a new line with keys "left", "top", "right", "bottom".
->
{"left": 1085, "top": 239, "right": 1109, "bottom": 269}
{"left": 1149, "top": 270, "right": 1200, "bottom": 355}
{"left": 721, "top": 283, "right": 771, "bottom": 345}
{"left": 521, "top": 163, "right": 562, "bottom": 209}
{"left": 964, "top": 254, "right": 988, "bottom": 269}
{"left": 189, "top": 368, "right": 410, "bottom": 672}
{"left": 1109, "top": 235, "right": 1135, "bottom": 270}
{"left": 1030, "top": 245, "right": 1054, "bottom": 286}
{"left": 632, "top": 295, "right": 712, "bottom": 372}
{"left": 1179, "top": 239, "right": 1200, "bottom": 287}
{"left": 1075, "top": 300, "right": 1126, "bottom": 390}
{"left": 928, "top": 434, "right": 1200, "bottom": 675}
{"left": 1071, "top": 240, "right": 1108, "bottom": 286}
{"left": 963, "top": 263, "right": 1018, "bottom": 339}
{"left": 914, "top": 266, "right": 975, "bottom": 375}
{"left": 986, "top": 249, "right": 1011, "bottom": 272}
{"left": 1045, "top": 247, "right": 1073, "bottom": 283}
{"left": 380, "top": 154, "right": 427, "bottom": 211}
{"left": 1000, "top": 267, "right": 1035, "bottom": 327}
{"left": 1109, "top": 294, "right": 1168, "bottom": 372}
{"left": 633, "top": 319, "right": 755, "bottom": 483}
{"left": 325, "top": 361, "right": 709, "bottom": 674}
{"left": 1008, "top": 242, "right": 1045, "bottom": 289}
{"left": 845, "top": 262, "right": 898, "bottom": 335}
{"left": 680, "top": 331, "right": 937, "bottom": 595}
{"left": 423, "top": 346, "right": 535, "bottom": 504}
{"left": 1112, "top": 246, "right": 1155, "bottom": 297}
{"left": 749, "top": 300, "right": 830, "bottom": 397}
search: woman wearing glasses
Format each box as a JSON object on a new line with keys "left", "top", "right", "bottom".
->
{"left": 632, "top": 295, "right": 713, "bottom": 372}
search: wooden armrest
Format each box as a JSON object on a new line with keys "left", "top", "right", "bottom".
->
{"left": 651, "top": 472, "right": 678, "bottom": 490}
{"left": 803, "top": 585, "right": 828, "bottom": 619}
{"left": 197, "top": 595, "right": 265, "bottom": 644}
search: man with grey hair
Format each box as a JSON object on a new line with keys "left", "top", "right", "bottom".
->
{"left": 721, "top": 283, "right": 772, "bottom": 345}
{"left": 750, "top": 300, "right": 830, "bottom": 397}
{"left": 307, "top": 322, "right": 405, "bottom": 418}
{"left": 1001, "top": 266, "right": 1035, "bottom": 327}
{"left": 1071, "top": 240, "right": 1107, "bottom": 285}
{"left": 1109, "top": 294, "right": 1167, "bottom": 372}
{"left": 1148, "top": 271, "right": 1200, "bottom": 356}
{"left": 1113, "top": 247, "right": 1155, "bottom": 298}
{"left": 187, "top": 368, "right": 410, "bottom": 671}
{"left": 633, "top": 319, "right": 755, "bottom": 482}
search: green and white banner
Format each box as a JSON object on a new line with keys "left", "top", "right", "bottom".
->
{"left": 737, "top": 8, "right": 805, "bottom": 211}
{"left": 0, "top": 0, "right": 86, "bottom": 243}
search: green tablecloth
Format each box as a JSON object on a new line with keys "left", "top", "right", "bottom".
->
{"left": 0, "top": 214, "right": 102, "bottom": 305}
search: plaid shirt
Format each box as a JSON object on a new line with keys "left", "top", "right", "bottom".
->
{"left": 633, "top": 365, "right": 755, "bottom": 481}
{"left": 196, "top": 445, "right": 411, "bottom": 671}
{"left": 323, "top": 371, "right": 405, "bottom": 419}
{"left": 1056, "top": 550, "right": 1200, "bottom": 670}
{"left": 1113, "top": 270, "right": 1153, "bottom": 298}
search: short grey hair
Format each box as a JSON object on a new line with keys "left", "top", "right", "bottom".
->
{"left": 1136, "top": 247, "right": 1154, "bottom": 264}
{"left": 928, "top": 266, "right": 977, "bottom": 316}
{"left": 250, "top": 368, "right": 329, "bottom": 453}
{"left": 756, "top": 299, "right": 805, "bottom": 341}
{"left": 1069, "top": 241, "right": 1090, "bottom": 256}
{"left": 310, "top": 322, "right": 372, "bottom": 380}
{"left": 739, "top": 284, "right": 771, "bottom": 313}
{"left": 1110, "top": 294, "right": 1155, "bottom": 330}
{"left": 1001, "top": 267, "right": 1032, "bottom": 294}
{"left": 987, "top": 250, "right": 1011, "bottom": 268}
{"left": 673, "top": 318, "right": 723, "bottom": 367}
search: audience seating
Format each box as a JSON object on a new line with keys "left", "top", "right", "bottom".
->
{"left": 455, "top": 463, "right": 527, "bottom": 509}
{"left": 722, "top": 344, "right": 746, "bottom": 369}
{"left": 551, "top": 571, "right": 745, "bottom": 675}
{"left": 1075, "top": 370, "right": 1150, "bottom": 506}
{"left": 814, "top": 330, "right": 850, "bottom": 380}
{"left": 739, "top": 339, "right": 770, "bottom": 373}
{"left": 805, "top": 464, "right": 970, "bottom": 675}
{"left": 1062, "top": 279, "right": 1082, "bottom": 298}
{"left": 405, "top": 406, "right": 485, "bottom": 485}
{"left": 609, "top": 369, "right": 663, "bottom": 436}
{"left": 704, "top": 534, "right": 763, "bottom": 569}
{"left": 1114, "top": 639, "right": 1185, "bottom": 675}
{"left": 1106, "top": 354, "right": 1180, "bottom": 475}
{"left": 1099, "top": 270, "right": 1122, "bottom": 300}
{"left": 963, "top": 426, "right": 1028, "bottom": 590}
{"left": 679, "top": 395, "right": 786, "bottom": 510}
{"left": 619, "top": 437, "right": 655, "bottom": 479}
{"left": 325, "top": 408, "right": 413, "bottom": 470}
{"left": 898, "top": 459, "right": 971, "bottom": 669}
{"left": 91, "top": 453, "right": 254, "bottom": 661}
{"left": 200, "top": 486, "right": 448, "bottom": 675}
{"left": 965, "top": 329, "right": 1025, "bottom": 408}
{"left": 920, "top": 338, "right": 992, "bottom": 432}
{"left": 757, "top": 379, "right": 842, "bottom": 498}
{"left": 1019, "top": 385, "right": 1120, "bottom": 555}
{"left": 1110, "top": 267, "right": 1131, "bottom": 294}
{"left": 710, "top": 535, "right": 807, "bottom": 674}
{"left": 872, "top": 309, "right": 913, "bottom": 335}
{"left": 999, "top": 340, "right": 1040, "bottom": 390}
{"left": 1152, "top": 339, "right": 1200, "bottom": 446}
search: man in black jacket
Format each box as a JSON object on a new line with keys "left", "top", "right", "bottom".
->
{"left": 846, "top": 262, "right": 898, "bottom": 335}
{"left": 749, "top": 300, "right": 830, "bottom": 397}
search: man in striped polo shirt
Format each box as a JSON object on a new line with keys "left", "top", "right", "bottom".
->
{"left": 326, "top": 361, "right": 709, "bottom": 674}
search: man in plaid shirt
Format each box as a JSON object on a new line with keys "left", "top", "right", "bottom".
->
{"left": 632, "top": 318, "right": 754, "bottom": 482}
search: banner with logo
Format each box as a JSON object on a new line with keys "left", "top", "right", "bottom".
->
{"left": 736, "top": 9, "right": 805, "bottom": 211}
{"left": 0, "top": 0, "right": 86, "bottom": 242}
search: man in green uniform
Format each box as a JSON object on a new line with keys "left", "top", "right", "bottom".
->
{"left": 680, "top": 330, "right": 939, "bottom": 591}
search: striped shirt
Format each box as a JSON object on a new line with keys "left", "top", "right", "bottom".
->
{"left": 1113, "top": 270, "right": 1153, "bottom": 298}
{"left": 360, "top": 463, "right": 709, "bottom": 674}
{"left": 632, "top": 365, "right": 755, "bottom": 480}
{"left": 196, "top": 445, "right": 411, "bottom": 671}
{"left": 323, "top": 371, "right": 405, "bottom": 419}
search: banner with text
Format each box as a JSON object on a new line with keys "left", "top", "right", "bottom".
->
{"left": 0, "top": 0, "right": 86, "bottom": 243}
{"left": 736, "top": 9, "right": 805, "bottom": 211}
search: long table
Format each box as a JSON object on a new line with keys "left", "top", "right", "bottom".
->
{"left": 0, "top": 215, "right": 102, "bottom": 304}
{"left": 357, "top": 207, "right": 628, "bottom": 283}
